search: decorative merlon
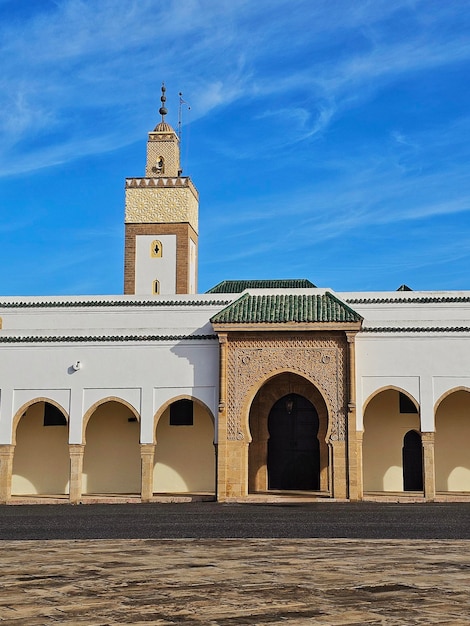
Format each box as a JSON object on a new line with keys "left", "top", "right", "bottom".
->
{"left": 125, "top": 177, "right": 198, "bottom": 196}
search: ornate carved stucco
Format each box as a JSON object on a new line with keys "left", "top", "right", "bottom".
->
{"left": 146, "top": 137, "right": 180, "bottom": 177}
{"left": 225, "top": 332, "right": 347, "bottom": 442}
{"left": 125, "top": 186, "right": 198, "bottom": 231}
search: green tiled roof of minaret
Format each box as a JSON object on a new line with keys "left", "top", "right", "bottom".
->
{"left": 206, "top": 279, "right": 316, "bottom": 293}
{"left": 210, "top": 292, "right": 362, "bottom": 324}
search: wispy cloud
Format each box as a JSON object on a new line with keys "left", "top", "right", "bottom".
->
{"left": 1, "top": 0, "right": 469, "bottom": 176}
{"left": 1, "top": 0, "right": 470, "bottom": 294}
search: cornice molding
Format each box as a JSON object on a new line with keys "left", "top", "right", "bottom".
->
{"left": 361, "top": 326, "right": 470, "bottom": 333}
{"left": 347, "top": 296, "right": 470, "bottom": 305}
{"left": 0, "top": 299, "right": 231, "bottom": 310}
{"left": 0, "top": 334, "right": 217, "bottom": 344}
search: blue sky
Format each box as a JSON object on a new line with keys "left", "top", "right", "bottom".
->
{"left": 1, "top": 0, "right": 469, "bottom": 295}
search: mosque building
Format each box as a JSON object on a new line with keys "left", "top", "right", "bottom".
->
{"left": 1, "top": 87, "right": 469, "bottom": 503}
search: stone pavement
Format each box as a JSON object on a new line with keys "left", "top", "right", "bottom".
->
{"left": 0, "top": 539, "right": 469, "bottom": 624}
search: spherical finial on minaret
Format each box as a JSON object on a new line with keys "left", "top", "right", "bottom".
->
{"left": 159, "top": 83, "right": 168, "bottom": 121}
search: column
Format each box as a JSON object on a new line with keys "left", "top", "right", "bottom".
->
{"left": 216, "top": 334, "right": 228, "bottom": 500}
{"left": 69, "top": 444, "right": 84, "bottom": 504}
{"left": 0, "top": 445, "right": 14, "bottom": 503}
{"left": 421, "top": 432, "right": 435, "bottom": 501}
{"left": 346, "top": 332, "right": 359, "bottom": 500}
{"left": 330, "top": 439, "right": 348, "bottom": 499}
{"left": 140, "top": 443, "right": 155, "bottom": 502}
{"left": 356, "top": 430, "right": 364, "bottom": 500}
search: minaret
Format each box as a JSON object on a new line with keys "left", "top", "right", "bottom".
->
{"left": 124, "top": 84, "right": 198, "bottom": 295}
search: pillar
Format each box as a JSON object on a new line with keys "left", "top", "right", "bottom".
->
{"left": 140, "top": 443, "right": 155, "bottom": 502}
{"left": 346, "top": 331, "right": 359, "bottom": 500}
{"left": 421, "top": 432, "right": 435, "bottom": 501}
{"left": 330, "top": 439, "right": 348, "bottom": 499}
{"left": 356, "top": 430, "right": 364, "bottom": 500}
{"left": 216, "top": 333, "right": 228, "bottom": 500}
{"left": 69, "top": 444, "right": 84, "bottom": 504}
{"left": 0, "top": 444, "right": 14, "bottom": 503}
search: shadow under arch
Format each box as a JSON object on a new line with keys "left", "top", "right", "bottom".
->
{"left": 362, "top": 386, "right": 421, "bottom": 493}
{"left": 434, "top": 387, "right": 470, "bottom": 492}
{"left": 247, "top": 371, "right": 330, "bottom": 494}
{"left": 153, "top": 394, "right": 216, "bottom": 494}
{"left": 12, "top": 398, "right": 70, "bottom": 495}
{"left": 82, "top": 397, "right": 141, "bottom": 494}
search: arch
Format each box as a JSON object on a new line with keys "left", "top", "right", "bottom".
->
{"left": 362, "top": 387, "right": 421, "bottom": 492}
{"left": 12, "top": 397, "right": 69, "bottom": 446}
{"left": 435, "top": 388, "right": 470, "bottom": 492}
{"left": 153, "top": 394, "right": 215, "bottom": 441}
{"left": 434, "top": 386, "right": 470, "bottom": 413}
{"left": 153, "top": 279, "right": 160, "bottom": 294}
{"left": 82, "top": 398, "right": 141, "bottom": 494}
{"left": 153, "top": 395, "right": 215, "bottom": 494}
{"left": 247, "top": 372, "right": 329, "bottom": 494}
{"left": 82, "top": 396, "right": 140, "bottom": 444}
{"left": 363, "top": 386, "right": 419, "bottom": 416}
{"left": 12, "top": 399, "right": 70, "bottom": 495}
{"left": 241, "top": 367, "right": 333, "bottom": 444}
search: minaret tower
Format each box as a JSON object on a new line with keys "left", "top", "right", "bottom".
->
{"left": 124, "top": 84, "right": 198, "bottom": 295}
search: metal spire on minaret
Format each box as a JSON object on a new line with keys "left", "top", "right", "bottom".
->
{"left": 159, "top": 83, "right": 168, "bottom": 122}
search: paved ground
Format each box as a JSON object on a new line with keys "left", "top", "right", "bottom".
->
{"left": 1, "top": 504, "right": 470, "bottom": 624}
{"left": 1, "top": 501, "right": 470, "bottom": 540}
{"left": 1, "top": 537, "right": 469, "bottom": 624}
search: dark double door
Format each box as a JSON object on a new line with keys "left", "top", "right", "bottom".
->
{"left": 267, "top": 394, "right": 320, "bottom": 490}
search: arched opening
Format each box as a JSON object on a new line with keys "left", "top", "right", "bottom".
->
{"left": 82, "top": 400, "right": 141, "bottom": 494}
{"left": 402, "top": 430, "right": 423, "bottom": 491}
{"left": 268, "top": 394, "right": 320, "bottom": 490}
{"left": 435, "top": 390, "right": 470, "bottom": 492}
{"left": 363, "top": 388, "right": 420, "bottom": 492}
{"left": 12, "top": 400, "right": 69, "bottom": 495}
{"left": 153, "top": 398, "right": 215, "bottom": 494}
{"left": 248, "top": 372, "right": 329, "bottom": 494}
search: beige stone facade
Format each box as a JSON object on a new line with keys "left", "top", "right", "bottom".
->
{"left": 146, "top": 127, "right": 180, "bottom": 178}
{"left": 125, "top": 180, "right": 198, "bottom": 230}
{"left": 214, "top": 329, "right": 360, "bottom": 501}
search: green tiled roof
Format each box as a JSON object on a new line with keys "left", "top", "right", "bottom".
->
{"left": 210, "top": 293, "right": 362, "bottom": 324}
{"left": 206, "top": 279, "right": 316, "bottom": 293}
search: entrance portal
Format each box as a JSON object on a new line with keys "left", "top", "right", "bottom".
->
{"left": 267, "top": 394, "right": 320, "bottom": 490}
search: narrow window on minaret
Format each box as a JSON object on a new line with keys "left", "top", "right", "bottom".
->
{"left": 152, "top": 156, "right": 164, "bottom": 175}
{"left": 153, "top": 280, "right": 160, "bottom": 294}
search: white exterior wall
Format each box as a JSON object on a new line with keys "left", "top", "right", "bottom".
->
{"left": 3, "top": 288, "right": 470, "bottom": 497}
{"left": 341, "top": 292, "right": 470, "bottom": 431}
{"left": 0, "top": 295, "right": 229, "bottom": 446}
{"left": 134, "top": 234, "right": 177, "bottom": 295}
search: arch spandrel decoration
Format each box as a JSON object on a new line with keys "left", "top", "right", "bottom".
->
{"left": 225, "top": 333, "right": 347, "bottom": 442}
